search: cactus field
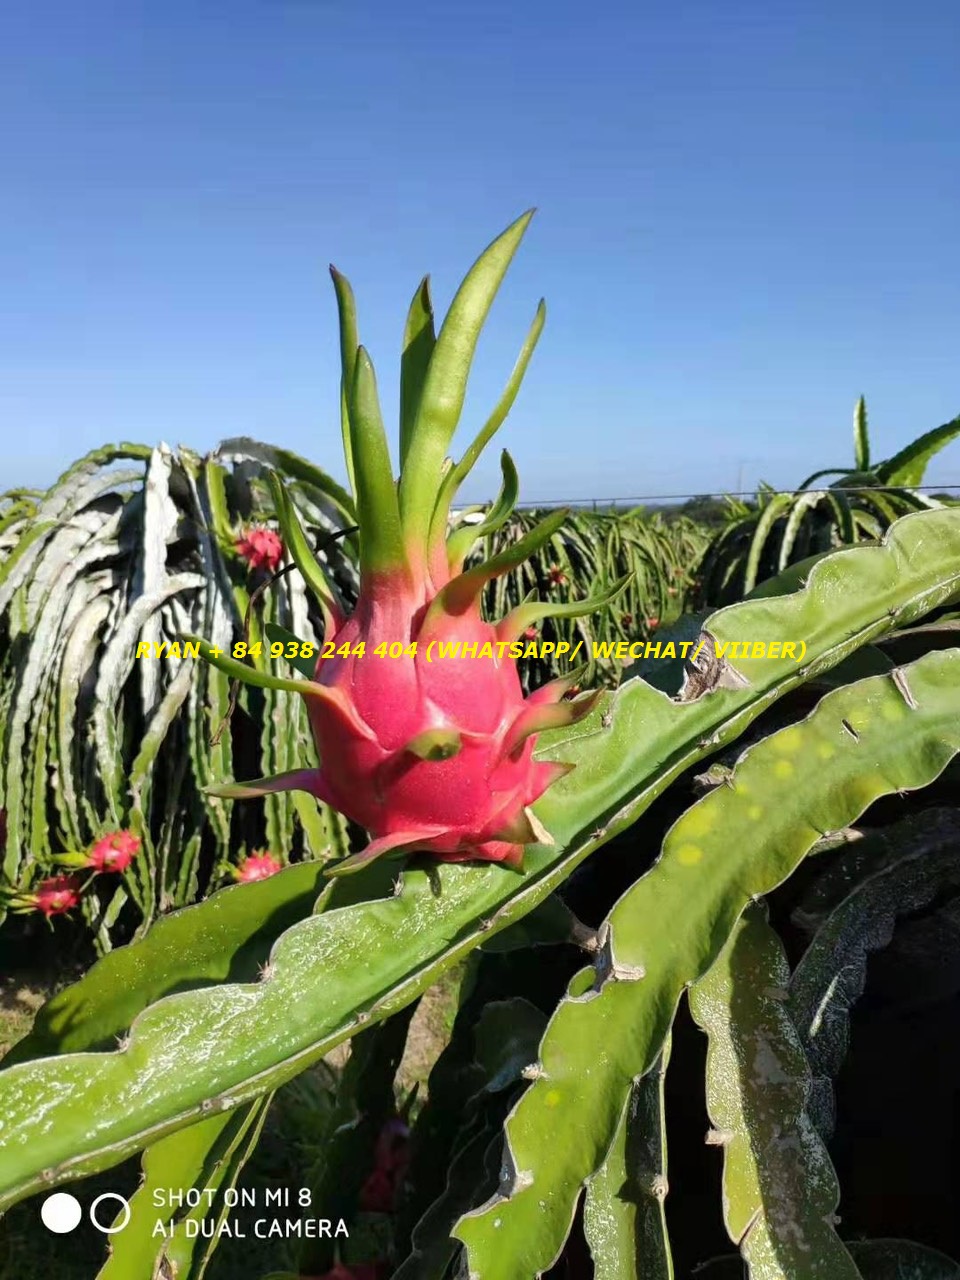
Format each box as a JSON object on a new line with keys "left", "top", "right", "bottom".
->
{"left": 2, "top": 216, "right": 960, "bottom": 1280}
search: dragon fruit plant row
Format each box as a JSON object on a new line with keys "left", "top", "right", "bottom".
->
{"left": 188, "top": 211, "right": 624, "bottom": 874}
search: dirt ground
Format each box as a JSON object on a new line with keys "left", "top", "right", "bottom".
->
{"left": 0, "top": 975, "right": 52, "bottom": 1059}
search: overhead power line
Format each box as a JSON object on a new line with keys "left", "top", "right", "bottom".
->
{"left": 479, "top": 482, "right": 960, "bottom": 508}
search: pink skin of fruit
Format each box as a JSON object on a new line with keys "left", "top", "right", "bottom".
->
{"left": 235, "top": 526, "right": 284, "bottom": 573}
{"left": 359, "top": 1115, "right": 411, "bottom": 1211}
{"left": 310, "top": 1263, "right": 385, "bottom": 1280}
{"left": 234, "top": 851, "right": 283, "bottom": 882}
{"left": 31, "top": 875, "right": 83, "bottom": 917}
{"left": 86, "top": 831, "right": 141, "bottom": 873}
{"left": 259, "top": 563, "right": 583, "bottom": 870}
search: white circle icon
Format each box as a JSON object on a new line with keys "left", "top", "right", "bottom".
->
{"left": 89, "top": 1192, "right": 131, "bottom": 1234}
{"left": 40, "top": 1192, "right": 82, "bottom": 1234}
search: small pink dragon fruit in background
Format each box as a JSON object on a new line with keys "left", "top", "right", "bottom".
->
{"left": 235, "top": 525, "right": 284, "bottom": 573}
{"left": 359, "top": 1116, "right": 411, "bottom": 1212}
{"left": 22, "top": 875, "right": 83, "bottom": 918}
{"left": 191, "top": 213, "right": 623, "bottom": 874}
{"left": 85, "top": 830, "right": 141, "bottom": 873}
{"left": 309, "top": 1261, "right": 387, "bottom": 1280}
{"left": 234, "top": 851, "right": 283, "bottom": 882}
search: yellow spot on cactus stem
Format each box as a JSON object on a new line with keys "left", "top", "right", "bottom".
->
{"left": 818, "top": 742, "right": 836, "bottom": 759}
{"left": 681, "top": 806, "right": 714, "bottom": 837}
{"left": 772, "top": 727, "right": 803, "bottom": 754}
{"left": 747, "top": 804, "right": 763, "bottom": 820}
{"left": 544, "top": 1090, "right": 562, "bottom": 1108}
{"left": 772, "top": 759, "right": 794, "bottom": 779}
{"left": 849, "top": 776, "right": 885, "bottom": 806}
{"left": 676, "top": 843, "right": 703, "bottom": 866}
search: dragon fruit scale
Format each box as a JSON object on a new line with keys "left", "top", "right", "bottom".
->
{"left": 190, "top": 212, "right": 623, "bottom": 873}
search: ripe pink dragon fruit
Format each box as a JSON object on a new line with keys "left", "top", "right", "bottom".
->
{"left": 358, "top": 1115, "right": 411, "bottom": 1212}
{"left": 235, "top": 525, "right": 284, "bottom": 573}
{"left": 24, "top": 875, "right": 83, "bottom": 917}
{"left": 310, "top": 1262, "right": 386, "bottom": 1280}
{"left": 191, "top": 213, "right": 621, "bottom": 873}
{"left": 234, "top": 851, "right": 283, "bottom": 882}
{"left": 85, "top": 830, "right": 141, "bottom": 873}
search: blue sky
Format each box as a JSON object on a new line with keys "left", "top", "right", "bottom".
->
{"left": 2, "top": 1, "right": 957, "bottom": 503}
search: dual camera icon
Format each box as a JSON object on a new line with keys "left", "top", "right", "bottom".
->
{"left": 40, "top": 1191, "right": 130, "bottom": 1234}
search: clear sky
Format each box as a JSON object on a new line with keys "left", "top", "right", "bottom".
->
{"left": 2, "top": 1, "right": 958, "bottom": 503}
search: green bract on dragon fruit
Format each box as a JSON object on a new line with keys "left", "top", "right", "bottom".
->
{"left": 189, "top": 213, "right": 622, "bottom": 873}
